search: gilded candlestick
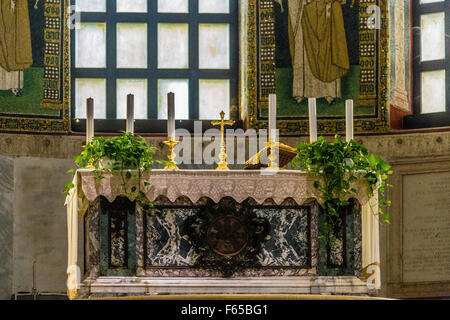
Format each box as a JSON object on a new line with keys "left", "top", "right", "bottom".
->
{"left": 211, "top": 110, "right": 235, "bottom": 170}
{"left": 163, "top": 137, "right": 180, "bottom": 170}
{"left": 84, "top": 142, "right": 95, "bottom": 169}
{"left": 266, "top": 138, "right": 279, "bottom": 170}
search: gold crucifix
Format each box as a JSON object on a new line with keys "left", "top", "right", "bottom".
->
{"left": 211, "top": 110, "right": 235, "bottom": 170}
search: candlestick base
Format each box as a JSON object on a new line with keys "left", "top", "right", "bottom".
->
{"left": 84, "top": 143, "right": 96, "bottom": 169}
{"left": 163, "top": 138, "right": 180, "bottom": 170}
{"left": 86, "top": 163, "right": 95, "bottom": 170}
{"left": 216, "top": 159, "right": 230, "bottom": 171}
{"left": 215, "top": 134, "right": 231, "bottom": 171}
{"left": 211, "top": 110, "right": 235, "bottom": 171}
{"left": 266, "top": 139, "right": 279, "bottom": 171}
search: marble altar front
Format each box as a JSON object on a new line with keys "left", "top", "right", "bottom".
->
{"left": 66, "top": 170, "right": 380, "bottom": 299}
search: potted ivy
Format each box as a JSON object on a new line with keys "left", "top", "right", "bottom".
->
{"left": 65, "top": 132, "right": 159, "bottom": 208}
{"left": 291, "top": 135, "right": 392, "bottom": 243}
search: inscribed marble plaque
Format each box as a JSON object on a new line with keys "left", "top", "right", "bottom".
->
{"left": 403, "top": 171, "right": 450, "bottom": 283}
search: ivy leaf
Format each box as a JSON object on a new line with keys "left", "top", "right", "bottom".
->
{"left": 378, "top": 158, "right": 391, "bottom": 171}
{"left": 368, "top": 154, "right": 376, "bottom": 167}
{"left": 64, "top": 182, "right": 75, "bottom": 189}
{"left": 292, "top": 135, "right": 393, "bottom": 236}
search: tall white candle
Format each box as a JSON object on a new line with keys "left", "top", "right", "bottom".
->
{"left": 167, "top": 92, "right": 175, "bottom": 140}
{"left": 268, "top": 94, "right": 277, "bottom": 141}
{"left": 308, "top": 98, "right": 317, "bottom": 143}
{"left": 346, "top": 99, "right": 354, "bottom": 142}
{"left": 86, "top": 97, "right": 94, "bottom": 143}
{"left": 126, "top": 94, "right": 135, "bottom": 134}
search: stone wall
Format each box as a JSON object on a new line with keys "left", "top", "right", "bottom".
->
{"left": 0, "top": 155, "right": 13, "bottom": 299}
{"left": 0, "top": 130, "right": 449, "bottom": 161}
{"left": 12, "top": 158, "right": 74, "bottom": 294}
{"left": 0, "top": 130, "right": 449, "bottom": 298}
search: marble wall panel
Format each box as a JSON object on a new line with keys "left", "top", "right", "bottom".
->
{"left": 144, "top": 206, "right": 312, "bottom": 269}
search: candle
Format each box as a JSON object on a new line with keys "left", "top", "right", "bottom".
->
{"left": 86, "top": 97, "right": 94, "bottom": 143}
{"left": 346, "top": 99, "right": 354, "bottom": 142}
{"left": 308, "top": 98, "right": 317, "bottom": 143}
{"left": 126, "top": 94, "right": 134, "bottom": 134}
{"left": 268, "top": 94, "right": 277, "bottom": 142}
{"left": 167, "top": 92, "right": 175, "bottom": 140}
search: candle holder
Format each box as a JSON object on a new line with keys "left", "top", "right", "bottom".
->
{"left": 163, "top": 137, "right": 180, "bottom": 170}
{"left": 266, "top": 138, "right": 279, "bottom": 170}
{"left": 216, "top": 143, "right": 230, "bottom": 171}
{"left": 84, "top": 142, "right": 95, "bottom": 169}
{"left": 86, "top": 161, "right": 95, "bottom": 170}
{"left": 211, "top": 111, "right": 235, "bottom": 171}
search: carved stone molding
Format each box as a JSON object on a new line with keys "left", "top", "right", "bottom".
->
{"left": 0, "top": 131, "right": 448, "bottom": 161}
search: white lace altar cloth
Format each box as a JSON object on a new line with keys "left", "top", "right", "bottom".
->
{"left": 78, "top": 169, "right": 375, "bottom": 206}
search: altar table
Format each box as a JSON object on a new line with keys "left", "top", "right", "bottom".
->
{"left": 65, "top": 169, "right": 380, "bottom": 299}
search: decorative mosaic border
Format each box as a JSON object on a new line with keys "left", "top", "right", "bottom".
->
{"left": 247, "top": 0, "right": 390, "bottom": 135}
{"left": 258, "top": 0, "right": 276, "bottom": 100}
{"left": 0, "top": 0, "right": 69, "bottom": 133}
{"left": 41, "top": 0, "right": 63, "bottom": 109}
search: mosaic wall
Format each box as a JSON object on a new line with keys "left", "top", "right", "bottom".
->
{"left": 0, "top": 0, "right": 69, "bottom": 133}
{"left": 248, "top": 0, "right": 390, "bottom": 134}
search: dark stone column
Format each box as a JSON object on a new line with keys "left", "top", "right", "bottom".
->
{"left": 310, "top": 201, "right": 320, "bottom": 272}
{"left": 86, "top": 198, "right": 101, "bottom": 280}
{"left": 135, "top": 205, "right": 145, "bottom": 276}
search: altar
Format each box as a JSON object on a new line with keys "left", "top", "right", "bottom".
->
{"left": 66, "top": 169, "right": 380, "bottom": 299}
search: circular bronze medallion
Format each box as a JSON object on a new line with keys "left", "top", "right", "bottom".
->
{"left": 207, "top": 215, "right": 248, "bottom": 257}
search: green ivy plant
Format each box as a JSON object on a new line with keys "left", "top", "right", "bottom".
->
{"left": 291, "top": 135, "right": 393, "bottom": 243}
{"left": 65, "top": 132, "right": 162, "bottom": 209}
